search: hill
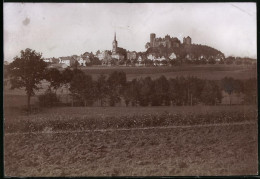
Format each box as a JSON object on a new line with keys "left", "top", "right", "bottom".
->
{"left": 146, "top": 44, "right": 224, "bottom": 59}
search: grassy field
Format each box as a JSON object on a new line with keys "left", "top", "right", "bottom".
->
{"left": 80, "top": 64, "right": 257, "bottom": 80}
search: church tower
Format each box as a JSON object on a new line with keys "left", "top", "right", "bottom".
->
{"left": 112, "top": 32, "right": 118, "bottom": 54}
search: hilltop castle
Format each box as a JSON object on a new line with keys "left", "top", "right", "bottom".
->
{"left": 146, "top": 33, "right": 192, "bottom": 49}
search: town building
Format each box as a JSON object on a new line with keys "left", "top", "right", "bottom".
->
{"left": 136, "top": 56, "right": 144, "bottom": 66}
{"left": 44, "top": 58, "right": 53, "bottom": 63}
{"left": 127, "top": 51, "right": 137, "bottom": 60}
{"left": 100, "top": 51, "right": 113, "bottom": 65}
{"left": 59, "top": 56, "right": 76, "bottom": 67}
{"left": 169, "top": 52, "right": 177, "bottom": 60}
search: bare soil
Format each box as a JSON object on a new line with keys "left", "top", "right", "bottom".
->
{"left": 4, "top": 105, "right": 258, "bottom": 177}
{"left": 4, "top": 123, "right": 257, "bottom": 176}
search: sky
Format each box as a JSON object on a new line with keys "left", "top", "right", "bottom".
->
{"left": 4, "top": 3, "right": 257, "bottom": 62}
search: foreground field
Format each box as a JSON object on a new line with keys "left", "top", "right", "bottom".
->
{"left": 4, "top": 105, "right": 257, "bottom": 133}
{"left": 4, "top": 105, "right": 258, "bottom": 176}
{"left": 5, "top": 123, "right": 257, "bottom": 176}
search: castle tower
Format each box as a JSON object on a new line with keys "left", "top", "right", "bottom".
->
{"left": 183, "top": 37, "right": 186, "bottom": 44}
{"left": 112, "top": 32, "right": 118, "bottom": 53}
{"left": 183, "top": 36, "right": 192, "bottom": 45}
{"left": 186, "top": 36, "right": 191, "bottom": 45}
{"left": 150, "top": 33, "right": 156, "bottom": 47}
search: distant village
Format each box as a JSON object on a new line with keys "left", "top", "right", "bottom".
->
{"left": 4, "top": 33, "right": 256, "bottom": 68}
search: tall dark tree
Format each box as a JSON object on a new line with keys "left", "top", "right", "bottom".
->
{"left": 169, "top": 78, "right": 178, "bottom": 105}
{"left": 151, "top": 75, "right": 170, "bottom": 106}
{"left": 61, "top": 67, "right": 74, "bottom": 85}
{"left": 127, "top": 78, "right": 140, "bottom": 106}
{"left": 96, "top": 74, "right": 109, "bottom": 106}
{"left": 201, "top": 81, "right": 222, "bottom": 105}
{"left": 69, "top": 69, "right": 93, "bottom": 107}
{"left": 8, "top": 48, "right": 47, "bottom": 111}
{"left": 44, "top": 68, "right": 62, "bottom": 93}
{"left": 175, "top": 76, "right": 188, "bottom": 105}
{"left": 221, "top": 77, "right": 237, "bottom": 105}
{"left": 138, "top": 77, "right": 153, "bottom": 106}
{"left": 72, "top": 60, "right": 79, "bottom": 69}
{"left": 243, "top": 78, "right": 257, "bottom": 104}
{"left": 107, "top": 71, "right": 126, "bottom": 106}
{"left": 186, "top": 76, "right": 205, "bottom": 106}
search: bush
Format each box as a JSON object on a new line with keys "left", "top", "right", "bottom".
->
{"left": 38, "top": 90, "right": 60, "bottom": 107}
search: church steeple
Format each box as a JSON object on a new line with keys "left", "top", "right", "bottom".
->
{"left": 112, "top": 32, "right": 118, "bottom": 54}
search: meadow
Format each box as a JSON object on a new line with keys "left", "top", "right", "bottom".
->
{"left": 80, "top": 64, "right": 256, "bottom": 80}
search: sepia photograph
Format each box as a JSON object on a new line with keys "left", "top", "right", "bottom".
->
{"left": 3, "top": 2, "right": 257, "bottom": 177}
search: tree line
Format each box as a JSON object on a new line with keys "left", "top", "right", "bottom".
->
{"left": 39, "top": 67, "right": 256, "bottom": 108}
{"left": 7, "top": 49, "right": 257, "bottom": 110}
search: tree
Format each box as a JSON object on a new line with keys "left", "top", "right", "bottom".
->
{"left": 81, "top": 74, "right": 94, "bottom": 107}
{"left": 208, "top": 57, "right": 216, "bottom": 64}
{"left": 225, "top": 56, "right": 235, "bottom": 65}
{"left": 38, "top": 89, "right": 60, "bottom": 107}
{"left": 91, "top": 57, "right": 102, "bottom": 65}
{"left": 69, "top": 69, "right": 93, "bottom": 107}
{"left": 4, "top": 64, "right": 9, "bottom": 79}
{"left": 201, "top": 81, "right": 222, "bottom": 105}
{"left": 44, "top": 68, "right": 62, "bottom": 93}
{"left": 96, "top": 74, "right": 109, "bottom": 106}
{"left": 107, "top": 71, "right": 126, "bottom": 106}
{"left": 61, "top": 67, "right": 74, "bottom": 85}
{"left": 151, "top": 75, "right": 170, "bottom": 106}
{"left": 219, "top": 58, "right": 225, "bottom": 64}
{"left": 186, "top": 76, "right": 205, "bottom": 106}
{"left": 221, "top": 77, "right": 236, "bottom": 105}
{"left": 72, "top": 60, "right": 79, "bottom": 69}
{"left": 96, "top": 50, "right": 101, "bottom": 56}
{"left": 138, "top": 77, "right": 153, "bottom": 106}
{"left": 174, "top": 76, "right": 188, "bottom": 105}
{"left": 8, "top": 48, "right": 47, "bottom": 111}
{"left": 169, "top": 78, "right": 178, "bottom": 105}
{"left": 243, "top": 78, "right": 257, "bottom": 104}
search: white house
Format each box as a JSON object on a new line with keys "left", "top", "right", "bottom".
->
{"left": 111, "top": 53, "right": 124, "bottom": 61}
{"left": 185, "top": 54, "right": 192, "bottom": 60}
{"left": 44, "top": 58, "right": 53, "bottom": 63}
{"left": 147, "top": 54, "right": 156, "bottom": 61}
{"left": 59, "top": 57, "right": 74, "bottom": 66}
{"left": 169, "top": 52, "right": 177, "bottom": 60}
{"left": 79, "top": 57, "right": 86, "bottom": 66}
{"left": 199, "top": 55, "right": 206, "bottom": 60}
{"left": 97, "top": 53, "right": 105, "bottom": 60}
{"left": 215, "top": 54, "right": 224, "bottom": 62}
{"left": 76, "top": 57, "right": 86, "bottom": 66}
{"left": 137, "top": 56, "right": 144, "bottom": 66}
{"left": 156, "top": 56, "right": 166, "bottom": 61}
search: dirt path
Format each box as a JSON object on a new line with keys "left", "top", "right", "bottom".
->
{"left": 5, "top": 121, "right": 256, "bottom": 136}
